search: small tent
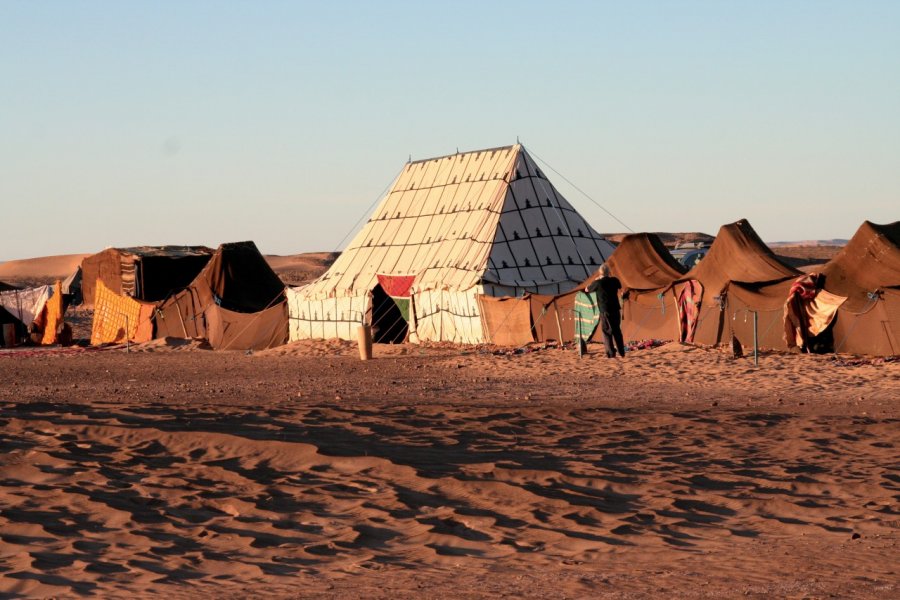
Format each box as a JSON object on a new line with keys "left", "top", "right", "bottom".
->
{"left": 0, "top": 282, "right": 66, "bottom": 346}
{"left": 154, "top": 241, "right": 288, "bottom": 350}
{"left": 288, "top": 144, "right": 616, "bottom": 344}
{"left": 81, "top": 246, "right": 214, "bottom": 306}
{"left": 819, "top": 221, "right": 900, "bottom": 355}
{"left": 603, "top": 232, "right": 687, "bottom": 343}
{"left": 675, "top": 219, "right": 800, "bottom": 347}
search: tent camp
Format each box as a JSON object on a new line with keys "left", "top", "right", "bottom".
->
{"left": 721, "top": 220, "right": 899, "bottom": 356}
{"left": 287, "top": 144, "right": 616, "bottom": 344}
{"left": 153, "top": 241, "right": 288, "bottom": 350}
{"left": 81, "top": 246, "right": 214, "bottom": 306}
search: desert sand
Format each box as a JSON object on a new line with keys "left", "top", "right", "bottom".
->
{"left": 0, "top": 255, "right": 88, "bottom": 288}
{"left": 0, "top": 340, "right": 897, "bottom": 599}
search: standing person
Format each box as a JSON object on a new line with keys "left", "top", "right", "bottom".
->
{"left": 585, "top": 264, "right": 626, "bottom": 358}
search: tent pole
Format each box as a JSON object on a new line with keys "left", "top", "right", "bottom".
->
{"left": 753, "top": 310, "right": 758, "bottom": 367}
{"left": 173, "top": 295, "right": 189, "bottom": 337}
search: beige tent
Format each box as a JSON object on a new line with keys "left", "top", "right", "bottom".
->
{"left": 288, "top": 144, "right": 615, "bottom": 344}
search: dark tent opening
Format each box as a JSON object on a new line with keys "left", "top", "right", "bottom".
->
{"left": 371, "top": 284, "right": 407, "bottom": 343}
{"left": 138, "top": 255, "right": 213, "bottom": 302}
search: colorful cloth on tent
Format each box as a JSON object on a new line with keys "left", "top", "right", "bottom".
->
{"left": 40, "top": 280, "right": 64, "bottom": 345}
{"left": 0, "top": 285, "right": 52, "bottom": 327}
{"left": 91, "top": 279, "right": 155, "bottom": 345}
{"left": 574, "top": 291, "right": 600, "bottom": 341}
{"left": 677, "top": 280, "right": 703, "bottom": 343}
{"left": 783, "top": 274, "right": 847, "bottom": 350}
{"left": 376, "top": 274, "right": 416, "bottom": 322}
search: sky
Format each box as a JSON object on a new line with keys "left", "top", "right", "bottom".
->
{"left": 1, "top": 1, "right": 898, "bottom": 261}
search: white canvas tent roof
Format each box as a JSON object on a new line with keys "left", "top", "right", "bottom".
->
{"left": 305, "top": 144, "right": 614, "bottom": 299}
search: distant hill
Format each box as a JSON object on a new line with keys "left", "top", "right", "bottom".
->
{"left": 603, "top": 232, "right": 715, "bottom": 247}
{"left": 768, "top": 239, "right": 848, "bottom": 248}
{"left": 266, "top": 252, "right": 339, "bottom": 286}
{"left": 769, "top": 245, "right": 843, "bottom": 269}
{"left": 0, "top": 254, "right": 88, "bottom": 288}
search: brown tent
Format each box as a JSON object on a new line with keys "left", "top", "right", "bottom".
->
{"left": 675, "top": 219, "right": 800, "bottom": 347}
{"left": 604, "top": 233, "right": 687, "bottom": 342}
{"left": 81, "top": 246, "right": 214, "bottom": 306}
{"left": 821, "top": 221, "right": 900, "bottom": 355}
{"left": 154, "top": 241, "right": 288, "bottom": 351}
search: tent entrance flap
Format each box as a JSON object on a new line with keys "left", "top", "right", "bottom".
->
{"left": 371, "top": 284, "right": 408, "bottom": 343}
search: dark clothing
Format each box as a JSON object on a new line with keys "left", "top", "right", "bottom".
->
{"left": 600, "top": 313, "right": 626, "bottom": 358}
{"left": 588, "top": 276, "right": 625, "bottom": 357}
{"left": 587, "top": 276, "right": 622, "bottom": 317}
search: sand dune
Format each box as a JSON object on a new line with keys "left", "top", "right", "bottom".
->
{"left": 0, "top": 254, "right": 88, "bottom": 287}
{"left": 0, "top": 344, "right": 897, "bottom": 597}
{"left": 264, "top": 252, "right": 338, "bottom": 286}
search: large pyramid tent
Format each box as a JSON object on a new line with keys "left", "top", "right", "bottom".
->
{"left": 288, "top": 144, "right": 616, "bottom": 344}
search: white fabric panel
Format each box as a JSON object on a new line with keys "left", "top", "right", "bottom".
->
{"left": 287, "top": 287, "right": 369, "bottom": 341}
{"left": 0, "top": 285, "right": 52, "bottom": 326}
{"left": 412, "top": 287, "right": 484, "bottom": 344}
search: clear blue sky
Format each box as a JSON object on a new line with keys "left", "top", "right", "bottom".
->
{"left": 1, "top": 1, "right": 898, "bottom": 260}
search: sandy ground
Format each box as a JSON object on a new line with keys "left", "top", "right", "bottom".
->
{"left": 0, "top": 341, "right": 897, "bottom": 598}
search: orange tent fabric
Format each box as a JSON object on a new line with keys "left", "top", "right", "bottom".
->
{"left": 39, "top": 280, "right": 64, "bottom": 345}
{"left": 91, "top": 279, "right": 155, "bottom": 345}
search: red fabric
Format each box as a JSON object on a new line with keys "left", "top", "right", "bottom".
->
{"left": 376, "top": 274, "right": 416, "bottom": 298}
{"left": 678, "top": 280, "right": 703, "bottom": 343}
{"left": 789, "top": 274, "right": 819, "bottom": 301}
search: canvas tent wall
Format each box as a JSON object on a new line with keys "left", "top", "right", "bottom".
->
{"left": 81, "top": 246, "right": 214, "bottom": 306}
{"left": 288, "top": 144, "right": 615, "bottom": 344}
{"left": 154, "top": 241, "right": 288, "bottom": 350}
{"left": 674, "top": 219, "right": 800, "bottom": 347}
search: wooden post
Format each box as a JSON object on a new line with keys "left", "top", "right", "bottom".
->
{"left": 358, "top": 325, "right": 372, "bottom": 360}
